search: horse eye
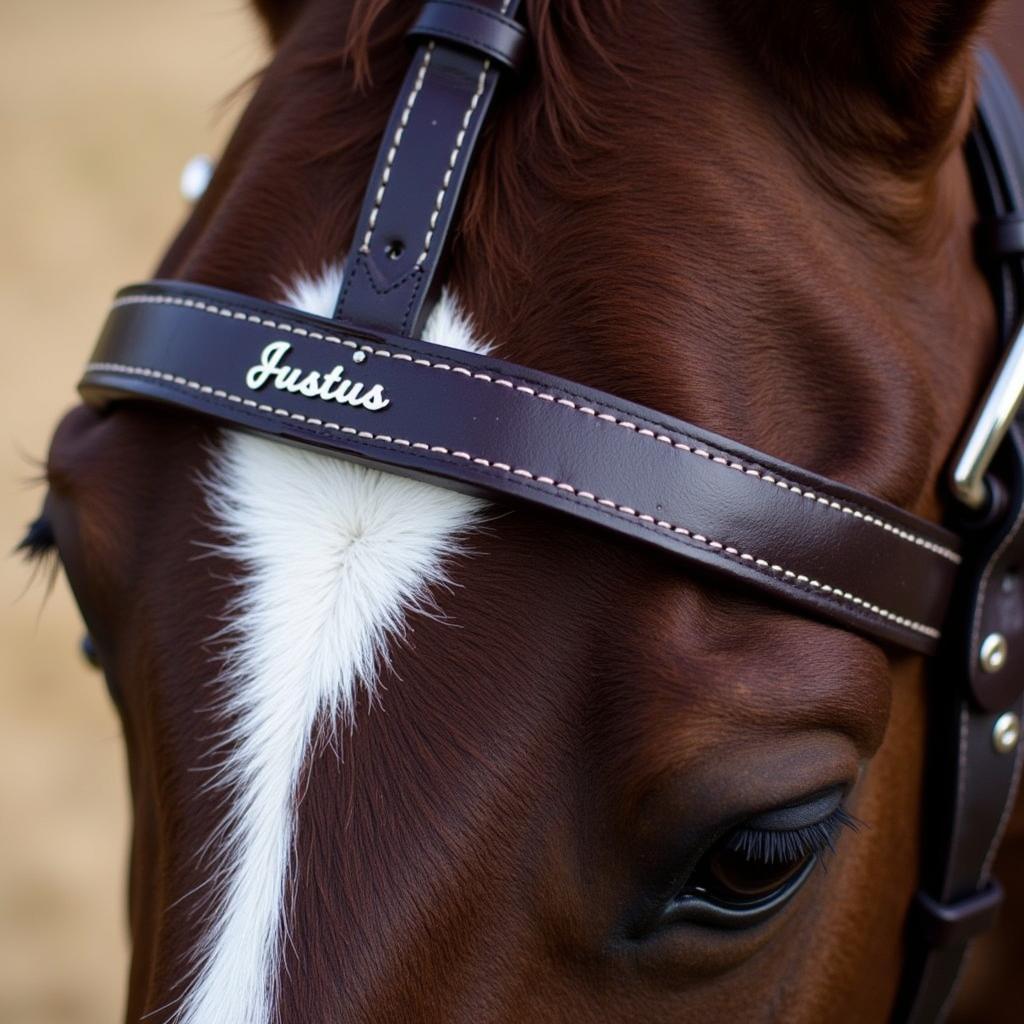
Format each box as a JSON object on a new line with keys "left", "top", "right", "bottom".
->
{"left": 684, "top": 837, "right": 815, "bottom": 906}
{"left": 659, "top": 792, "right": 856, "bottom": 928}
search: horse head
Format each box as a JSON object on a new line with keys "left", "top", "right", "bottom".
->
{"left": 31, "top": 1, "right": 1022, "bottom": 1020}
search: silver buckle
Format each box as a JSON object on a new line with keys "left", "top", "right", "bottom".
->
{"left": 950, "top": 319, "right": 1024, "bottom": 509}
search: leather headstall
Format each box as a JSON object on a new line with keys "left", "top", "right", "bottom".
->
{"left": 75, "top": 3, "right": 1024, "bottom": 1020}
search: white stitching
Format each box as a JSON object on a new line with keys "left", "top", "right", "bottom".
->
{"left": 112, "top": 294, "right": 355, "bottom": 348}
{"left": 108, "top": 291, "right": 961, "bottom": 566}
{"left": 359, "top": 43, "right": 434, "bottom": 255}
{"left": 86, "top": 358, "right": 941, "bottom": 641}
{"left": 417, "top": 61, "right": 490, "bottom": 265}
{"left": 981, "top": 713, "right": 1024, "bottom": 880}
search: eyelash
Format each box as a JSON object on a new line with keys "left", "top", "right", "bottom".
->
{"left": 18, "top": 515, "right": 57, "bottom": 562}
{"left": 725, "top": 806, "right": 858, "bottom": 866}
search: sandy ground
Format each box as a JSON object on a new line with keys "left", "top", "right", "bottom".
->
{"left": 1, "top": 3, "right": 263, "bottom": 1020}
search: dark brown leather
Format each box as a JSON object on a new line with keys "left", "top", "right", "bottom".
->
{"left": 333, "top": 0, "right": 522, "bottom": 337}
{"left": 912, "top": 882, "right": 1004, "bottom": 948}
{"left": 963, "top": 432, "right": 1024, "bottom": 711}
{"left": 962, "top": 53, "right": 1024, "bottom": 713}
{"left": 976, "top": 213, "right": 1024, "bottom": 256}
{"left": 80, "top": 280, "right": 961, "bottom": 656}
{"left": 898, "top": 689, "right": 1023, "bottom": 1024}
{"left": 408, "top": 1, "right": 528, "bottom": 71}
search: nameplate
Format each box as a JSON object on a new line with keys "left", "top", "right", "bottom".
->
{"left": 245, "top": 341, "right": 390, "bottom": 412}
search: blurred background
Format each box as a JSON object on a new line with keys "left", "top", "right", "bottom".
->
{"left": 1, "top": 3, "right": 264, "bottom": 1020}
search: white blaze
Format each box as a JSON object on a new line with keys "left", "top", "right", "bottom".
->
{"left": 176, "top": 265, "right": 488, "bottom": 1024}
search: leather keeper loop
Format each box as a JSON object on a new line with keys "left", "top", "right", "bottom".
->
{"left": 976, "top": 213, "right": 1024, "bottom": 256}
{"left": 912, "top": 881, "right": 1004, "bottom": 948}
{"left": 408, "top": 1, "right": 527, "bottom": 72}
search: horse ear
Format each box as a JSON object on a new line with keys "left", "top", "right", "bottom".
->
{"left": 725, "top": 0, "right": 996, "bottom": 160}
{"left": 250, "top": 0, "right": 307, "bottom": 42}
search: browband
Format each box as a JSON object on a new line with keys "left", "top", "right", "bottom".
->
{"left": 82, "top": 280, "right": 960, "bottom": 655}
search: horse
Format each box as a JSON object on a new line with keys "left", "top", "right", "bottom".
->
{"left": 24, "top": 0, "right": 1024, "bottom": 1020}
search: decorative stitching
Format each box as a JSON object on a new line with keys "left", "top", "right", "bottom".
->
{"left": 982, "top": 708, "right": 1024, "bottom": 879}
{"left": 417, "top": 61, "right": 490, "bottom": 265}
{"left": 955, "top": 703, "right": 971, "bottom": 857}
{"left": 86, "top": 358, "right": 942, "bottom": 642}
{"left": 359, "top": 43, "right": 434, "bottom": 255}
{"left": 108, "top": 291, "right": 961, "bottom": 566}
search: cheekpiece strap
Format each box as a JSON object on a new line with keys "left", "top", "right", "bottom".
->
{"left": 895, "top": 50, "right": 1024, "bottom": 1024}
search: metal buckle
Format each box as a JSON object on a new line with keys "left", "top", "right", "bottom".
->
{"left": 950, "top": 319, "right": 1024, "bottom": 509}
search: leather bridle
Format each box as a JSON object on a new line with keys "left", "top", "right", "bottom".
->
{"left": 76, "top": 3, "right": 1024, "bottom": 1019}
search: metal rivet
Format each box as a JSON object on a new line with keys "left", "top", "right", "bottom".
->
{"left": 980, "top": 632, "right": 1008, "bottom": 673}
{"left": 352, "top": 351, "right": 367, "bottom": 364}
{"left": 179, "top": 154, "right": 214, "bottom": 203}
{"left": 993, "top": 712, "right": 1021, "bottom": 755}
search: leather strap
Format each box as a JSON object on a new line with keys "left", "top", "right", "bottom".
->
{"left": 80, "top": 280, "right": 960, "bottom": 656}
{"left": 332, "top": 0, "right": 522, "bottom": 337}
{"left": 976, "top": 213, "right": 1024, "bottom": 256}
{"left": 896, "top": 50, "right": 1024, "bottom": 1024}
{"left": 408, "top": 1, "right": 528, "bottom": 71}
{"left": 963, "top": 53, "right": 1024, "bottom": 714}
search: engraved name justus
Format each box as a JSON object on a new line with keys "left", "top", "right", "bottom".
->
{"left": 244, "top": 341, "right": 390, "bottom": 412}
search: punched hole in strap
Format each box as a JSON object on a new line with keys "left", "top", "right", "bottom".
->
{"left": 911, "top": 880, "right": 1004, "bottom": 948}
{"left": 408, "top": 1, "right": 528, "bottom": 72}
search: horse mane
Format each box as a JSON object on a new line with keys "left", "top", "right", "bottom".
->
{"left": 341, "top": 0, "right": 622, "bottom": 141}
{"left": 337, "top": 0, "right": 986, "bottom": 164}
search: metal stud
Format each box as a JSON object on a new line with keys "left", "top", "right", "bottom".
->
{"left": 352, "top": 350, "right": 367, "bottom": 364}
{"left": 980, "top": 632, "right": 1009, "bottom": 673}
{"left": 993, "top": 712, "right": 1021, "bottom": 755}
{"left": 180, "top": 154, "right": 214, "bottom": 203}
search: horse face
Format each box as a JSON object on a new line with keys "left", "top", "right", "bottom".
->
{"left": 47, "top": 397, "right": 911, "bottom": 1022}
{"left": 37, "top": 1, "right": 998, "bottom": 1021}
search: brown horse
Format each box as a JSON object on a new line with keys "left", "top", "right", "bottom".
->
{"left": 25, "top": 0, "right": 1024, "bottom": 1020}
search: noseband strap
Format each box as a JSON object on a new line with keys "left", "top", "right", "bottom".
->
{"left": 76, "top": 4, "right": 1024, "bottom": 1020}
